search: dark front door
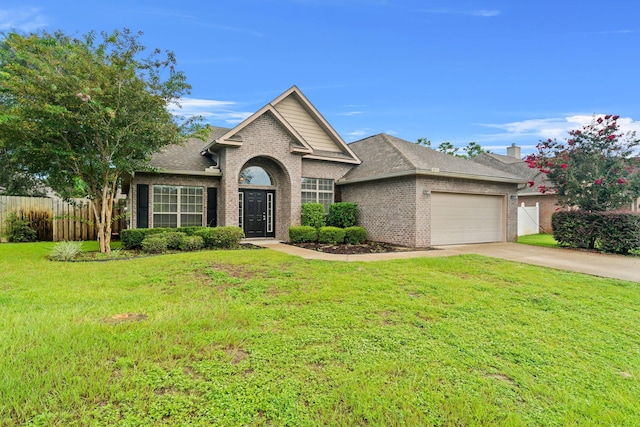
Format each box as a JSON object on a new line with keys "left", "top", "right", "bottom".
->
{"left": 242, "top": 189, "right": 275, "bottom": 238}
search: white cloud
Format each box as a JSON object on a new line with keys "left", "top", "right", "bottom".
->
{"left": 0, "top": 7, "right": 48, "bottom": 32}
{"left": 482, "top": 114, "right": 640, "bottom": 142}
{"left": 170, "top": 97, "right": 253, "bottom": 125}
{"left": 341, "top": 111, "right": 363, "bottom": 116}
{"left": 345, "top": 128, "right": 371, "bottom": 141}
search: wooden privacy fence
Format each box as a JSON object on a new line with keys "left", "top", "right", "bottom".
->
{"left": 0, "top": 195, "right": 126, "bottom": 241}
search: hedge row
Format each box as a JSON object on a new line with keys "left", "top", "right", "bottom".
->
{"left": 288, "top": 225, "right": 367, "bottom": 245}
{"left": 552, "top": 211, "right": 640, "bottom": 254}
{"left": 122, "top": 226, "right": 244, "bottom": 250}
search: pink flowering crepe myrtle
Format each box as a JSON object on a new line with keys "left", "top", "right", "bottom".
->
{"left": 527, "top": 115, "right": 640, "bottom": 211}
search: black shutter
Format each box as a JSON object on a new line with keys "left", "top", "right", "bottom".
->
{"left": 137, "top": 184, "right": 149, "bottom": 228}
{"left": 206, "top": 187, "right": 217, "bottom": 227}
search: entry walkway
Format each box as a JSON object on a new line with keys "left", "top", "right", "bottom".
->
{"left": 246, "top": 240, "right": 640, "bottom": 283}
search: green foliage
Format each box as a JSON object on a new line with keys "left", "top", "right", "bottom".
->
{"left": 526, "top": 115, "right": 640, "bottom": 211}
{"left": 301, "top": 203, "right": 326, "bottom": 228}
{"left": 175, "top": 226, "right": 203, "bottom": 236}
{"left": 288, "top": 226, "right": 318, "bottom": 243}
{"left": 141, "top": 235, "right": 168, "bottom": 254}
{"left": 4, "top": 212, "right": 37, "bottom": 242}
{"left": 0, "top": 29, "right": 198, "bottom": 253}
{"left": 179, "top": 235, "right": 204, "bottom": 251}
{"left": 121, "top": 228, "right": 167, "bottom": 249}
{"left": 552, "top": 211, "right": 640, "bottom": 254}
{"left": 552, "top": 211, "right": 600, "bottom": 249}
{"left": 160, "top": 232, "right": 186, "bottom": 250}
{"left": 317, "top": 226, "right": 346, "bottom": 244}
{"left": 50, "top": 241, "right": 83, "bottom": 261}
{"left": 598, "top": 213, "right": 640, "bottom": 254}
{"left": 195, "top": 226, "right": 244, "bottom": 249}
{"left": 344, "top": 226, "right": 367, "bottom": 244}
{"left": 415, "top": 139, "right": 490, "bottom": 158}
{"left": 327, "top": 202, "right": 358, "bottom": 228}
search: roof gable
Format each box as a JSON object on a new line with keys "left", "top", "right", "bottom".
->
{"left": 204, "top": 86, "right": 360, "bottom": 164}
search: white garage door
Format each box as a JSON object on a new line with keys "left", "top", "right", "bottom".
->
{"left": 431, "top": 193, "right": 504, "bottom": 245}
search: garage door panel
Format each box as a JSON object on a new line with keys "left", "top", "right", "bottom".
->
{"left": 431, "top": 193, "right": 503, "bottom": 245}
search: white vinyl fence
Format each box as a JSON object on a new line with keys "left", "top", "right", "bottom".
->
{"left": 518, "top": 202, "right": 539, "bottom": 236}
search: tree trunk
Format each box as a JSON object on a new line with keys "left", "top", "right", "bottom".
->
{"left": 92, "top": 185, "right": 114, "bottom": 254}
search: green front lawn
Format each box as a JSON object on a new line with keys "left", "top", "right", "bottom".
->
{"left": 1, "top": 242, "right": 639, "bottom": 426}
{"left": 518, "top": 233, "right": 559, "bottom": 248}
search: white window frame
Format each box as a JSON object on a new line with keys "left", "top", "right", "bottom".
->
{"left": 266, "top": 192, "right": 274, "bottom": 233}
{"left": 238, "top": 192, "right": 244, "bottom": 229}
{"left": 152, "top": 185, "right": 203, "bottom": 228}
{"left": 301, "top": 177, "right": 334, "bottom": 212}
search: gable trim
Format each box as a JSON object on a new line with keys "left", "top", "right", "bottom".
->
{"left": 214, "top": 104, "right": 314, "bottom": 154}
{"left": 272, "top": 86, "right": 361, "bottom": 164}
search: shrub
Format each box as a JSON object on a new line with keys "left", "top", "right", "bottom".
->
{"left": 552, "top": 210, "right": 640, "bottom": 254}
{"left": 596, "top": 213, "right": 640, "bottom": 254}
{"left": 161, "top": 232, "right": 186, "bottom": 250}
{"left": 4, "top": 212, "right": 38, "bottom": 242}
{"left": 195, "top": 226, "right": 244, "bottom": 249}
{"left": 179, "top": 235, "right": 204, "bottom": 251}
{"left": 141, "top": 235, "right": 167, "bottom": 254}
{"left": 318, "top": 226, "right": 346, "bottom": 244}
{"left": 301, "top": 203, "right": 326, "bottom": 228}
{"left": 344, "top": 226, "right": 367, "bottom": 244}
{"left": 50, "top": 240, "right": 83, "bottom": 261}
{"left": 175, "top": 226, "right": 204, "bottom": 236}
{"left": 288, "top": 226, "right": 318, "bottom": 243}
{"left": 121, "top": 228, "right": 167, "bottom": 249}
{"left": 327, "top": 202, "right": 358, "bottom": 228}
{"left": 552, "top": 211, "right": 600, "bottom": 249}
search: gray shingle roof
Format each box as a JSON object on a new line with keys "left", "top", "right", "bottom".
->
{"left": 340, "top": 134, "right": 526, "bottom": 184}
{"left": 148, "top": 126, "right": 229, "bottom": 172}
{"left": 472, "top": 152, "right": 547, "bottom": 195}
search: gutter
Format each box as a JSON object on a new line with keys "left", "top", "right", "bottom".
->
{"left": 337, "top": 169, "right": 527, "bottom": 185}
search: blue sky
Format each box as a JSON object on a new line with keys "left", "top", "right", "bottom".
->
{"left": 2, "top": 1, "right": 639, "bottom": 155}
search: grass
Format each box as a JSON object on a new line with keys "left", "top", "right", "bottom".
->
{"left": 1, "top": 242, "right": 639, "bottom": 426}
{"left": 518, "top": 233, "right": 559, "bottom": 248}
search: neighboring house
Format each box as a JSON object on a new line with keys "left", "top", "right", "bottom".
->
{"left": 473, "top": 145, "right": 559, "bottom": 233}
{"left": 123, "top": 86, "right": 526, "bottom": 247}
{"left": 473, "top": 146, "right": 640, "bottom": 234}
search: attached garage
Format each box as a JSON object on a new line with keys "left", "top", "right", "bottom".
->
{"left": 431, "top": 192, "right": 504, "bottom": 245}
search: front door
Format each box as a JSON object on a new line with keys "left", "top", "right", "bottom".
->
{"left": 241, "top": 189, "right": 275, "bottom": 238}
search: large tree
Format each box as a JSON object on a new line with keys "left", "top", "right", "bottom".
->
{"left": 525, "top": 115, "right": 640, "bottom": 211}
{"left": 0, "top": 29, "right": 197, "bottom": 252}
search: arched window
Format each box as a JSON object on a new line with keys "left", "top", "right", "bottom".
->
{"left": 238, "top": 166, "right": 273, "bottom": 186}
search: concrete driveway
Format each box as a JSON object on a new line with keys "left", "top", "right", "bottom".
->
{"left": 251, "top": 241, "right": 640, "bottom": 283}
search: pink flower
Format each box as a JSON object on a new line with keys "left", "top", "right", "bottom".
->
{"left": 538, "top": 185, "right": 547, "bottom": 194}
{"left": 595, "top": 179, "right": 602, "bottom": 185}
{"left": 561, "top": 164, "right": 568, "bottom": 169}
{"left": 528, "top": 180, "right": 535, "bottom": 187}
{"left": 597, "top": 117, "right": 603, "bottom": 124}
{"left": 617, "top": 178, "right": 628, "bottom": 184}
{"left": 607, "top": 134, "right": 616, "bottom": 140}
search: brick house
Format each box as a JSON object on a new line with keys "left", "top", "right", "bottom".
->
{"left": 123, "top": 86, "right": 526, "bottom": 247}
{"left": 472, "top": 145, "right": 560, "bottom": 234}
{"left": 474, "top": 146, "right": 640, "bottom": 234}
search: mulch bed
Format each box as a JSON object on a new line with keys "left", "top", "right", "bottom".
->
{"left": 288, "top": 241, "right": 430, "bottom": 255}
